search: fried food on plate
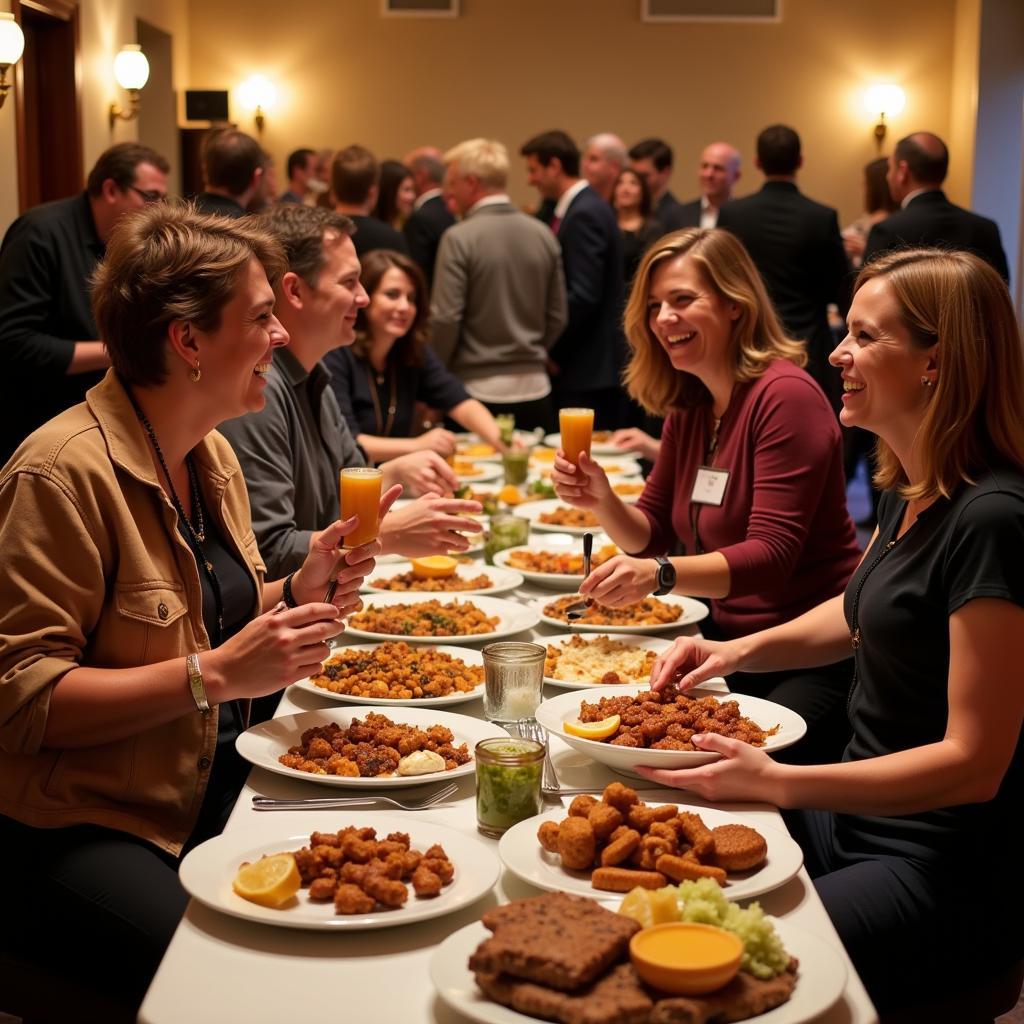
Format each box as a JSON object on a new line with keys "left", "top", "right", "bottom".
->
{"left": 711, "top": 824, "right": 769, "bottom": 872}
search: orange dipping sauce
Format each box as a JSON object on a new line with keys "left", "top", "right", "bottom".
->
{"left": 630, "top": 922, "right": 744, "bottom": 995}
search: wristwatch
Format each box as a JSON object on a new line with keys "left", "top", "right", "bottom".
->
{"left": 186, "top": 652, "right": 212, "bottom": 715}
{"left": 653, "top": 556, "right": 676, "bottom": 597}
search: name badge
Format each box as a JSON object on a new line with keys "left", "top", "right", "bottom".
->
{"left": 690, "top": 466, "right": 729, "bottom": 506}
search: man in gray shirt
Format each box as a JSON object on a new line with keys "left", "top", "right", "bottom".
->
{"left": 220, "top": 205, "right": 481, "bottom": 578}
{"left": 430, "top": 138, "right": 567, "bottom": 432}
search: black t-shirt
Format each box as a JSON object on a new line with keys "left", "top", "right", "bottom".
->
{"left": 837, "top": 467, "right": 1024, "bottom": 874}
{"left": 324, "top": 345, "right": 469, "bottom": 440}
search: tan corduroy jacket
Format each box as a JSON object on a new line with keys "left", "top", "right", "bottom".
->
{"left": 0, "top": 371, "right": 265, "bottom": 855}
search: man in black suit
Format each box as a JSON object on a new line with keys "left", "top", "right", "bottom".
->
{"left": 402, "top": 146, "right": 455, "bottom": 288}
{"left": 716, "top": 125, "right": 850, "bottom": 411}
{"left": 521, "top": 130, "right": 625, "bottom": 428}
{"left": 628, "top": 138, "right": 688, "bottom": 232}
{"left": 331, "top": 145, "right": 409, "bottom": 259}
{"left": 675, "top": 141, "right": 742, "bottom": 228}
{"left": 194, "top": 129, "right": 267, "bottom": 219}
{"left": 864, "top": 132, "right": 1009, "bottom": 283}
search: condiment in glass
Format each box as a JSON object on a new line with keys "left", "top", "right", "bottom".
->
{"left": 475, "top": 737, "right": 544, "bottom": 837}
{"left": 495, "top": 413, "right": 516, "bottom": 448}
{"left": 484, "top": 513, "right": 529, "bottom": 565}
{"left": 482, "top": 641, "right": 546, "bottom": 722}
{"left": 502, "top": 448, "right": 529, "bottom": 486}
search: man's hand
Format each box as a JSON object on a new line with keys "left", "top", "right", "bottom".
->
{"left": 382, "top": 451, "right": 459, "bottom": 497}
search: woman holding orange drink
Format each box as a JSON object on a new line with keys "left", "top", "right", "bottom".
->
{"left": 552, "top": 228, "right": 861, "bottom": 761}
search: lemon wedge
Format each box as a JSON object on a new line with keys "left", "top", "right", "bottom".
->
{"left": 563, "top": 714, "right": 621, "bottom": 740}
{"left": 618, "top": 885, "right": 680, "bottom": 927}
{"left": 232, "top": 853, "right": 301, "bottom": 908}
{"left": 410, "top": 555, "right": 458, "bottom": 580}
{"left": 619, "top": 887, "right": 654, "bottom": 927}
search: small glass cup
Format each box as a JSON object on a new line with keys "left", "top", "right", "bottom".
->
{"left": 475, "top": 736, "right": 544, "bottom": 837}
{"left": 484, "top": 513, "right": 529, "bottom": 565}
{"left": 339, "top": 467, "right": 383, "bottom": 548}
{"left": 495, "top": 413, "right": 516, "bottom": 448}
{"left": 501, "top": 448, "right": 529, "bottom": 486}
{"left": 482, "top": 641, "right": 545, "bottom": 723}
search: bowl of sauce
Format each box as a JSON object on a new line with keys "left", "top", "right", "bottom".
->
{"left": 630, "top": 922, "right": 744, "bottom": 995}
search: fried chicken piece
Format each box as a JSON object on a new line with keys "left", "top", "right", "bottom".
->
{"left": 309, "top": 830, "right": 341, "bottom": 849}
{"left": 325, "top": 755, "right": 360, "bottom": 776}
{"left": 361, "top": 872, "right": 408, "bottom": 908}
{"left": 592, "top": 867, "right": 667, "bottom": 892}
{"left": 421, "top": 856, "right": 454, "bottom": 884}
{"left": 557, "top": 816, "right": 597, "bottom": 871}
{"left": 423, "top": 843, "right": 449, "bottom": 861}
{"left": 384, "top": 831, "right": 409, "bottom": 848}
{"left": 312, "top": 843, "right": 345, "bottom": 868}
{"left": 568, "top": 794, "right": 598, "bottom": 818}
{"left": 601, "top": 782, "right": 640, "bottom": 813}
{"left": 339, "top": 862, "right": 369, "bottom": 886}
{"left": 647, "top": 821, "right": 679, "bottom": 848}
{"left": 411, "top": 866, "right": 443, "bottom": 898}
{"left": 656, "top": 853, "right": 727, "bottom": 886}
{"left": 588, "top": 802, "right": 624, "bottom": 841}
{"left": 610, "top": 731, "right": 641, "bottom": 747}
{"left": 399, "top": 850, "right": 422, "bottom": 877}
{"left": 334, "top": 883, "right": 375, "bottom": 915}
{"left": 636, "top": 835, "right": 674, "bottom": 870}
{"left": 710, "top": 824, "right": 768, "bottom": 872}
{"left": 675, "top": 812, "right": 716, "bottom": 860}
{"left": 292, "top": 847, "right": 326, "bottom": 885}
{"left": 308, "top": 876, "right": 338, "bottom": 901}
{"left": 626, "top": 803, "right": 677, "bottom": 832}
{"left": 538, "top": 820, "right": 562, "bottom": 853}
{"left": 599, "top": 827, "right": 641, "bottom": 866}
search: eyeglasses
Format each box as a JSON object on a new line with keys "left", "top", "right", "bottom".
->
{"left": 128, "top": 185, "right": 166, "bottom": 204}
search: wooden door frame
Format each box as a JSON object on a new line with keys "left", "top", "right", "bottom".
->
{"left": 12, "top": 0, "right": 83, "bottom": 213}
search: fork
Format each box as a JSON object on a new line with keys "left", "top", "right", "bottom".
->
{"left": 565, "top": 532, "right": 594, "bottom": 622}
{"left": 251, "top": 781, "right": 459, "bottom": 812}
{"left": 517, "top": 720, "right": 563, "bottom": 796}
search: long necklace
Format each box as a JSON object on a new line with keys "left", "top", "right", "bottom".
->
{"left": 365, "top": 359, "right": 398, "bottom": 436}
{"left": 688, "top": 406, "right": 725, "bottom": 556}
{"left": 128, "top": 392, "right": 225, "bottom": 645}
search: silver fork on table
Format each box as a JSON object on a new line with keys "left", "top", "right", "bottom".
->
{"left": 252, "top": 781, "right": 459, "bottom": 812}
{"left": 517, "top": 720, "right": 591, "bottom": 797}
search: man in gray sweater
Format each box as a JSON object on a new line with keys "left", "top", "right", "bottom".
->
{"left": 430, "top": 138, "right": 567, "bottom": 432}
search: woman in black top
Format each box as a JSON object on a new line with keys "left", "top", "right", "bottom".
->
{"left": 611, "top": 167, "right": 666, "bottom": 285}
{"left": 325, "top": 249, "right": 503, "bottom": 461}
{"left": 372, "top": 159, "right": 416, "bottom": 229}
{"left": 639, "top": 249, "right": 1024, "bottom": 1015}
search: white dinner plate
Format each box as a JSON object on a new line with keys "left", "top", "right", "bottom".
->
{"left": 454, "top": 442, "right": 502, "bottom": 463}
{"left": 235, "top": 706, "right": 506, "bottom": 788}
{"left": 516, "top": 499, "right": 607, "bottom": 535}
{"left": 453, "top": 463, "right": 503, "bottom": 483}
{"left": 455, "top": 429, "right": 541, "bottom": 449}
{"left": 498, "top": 803, "right": 803, "bottom": 902}
{"left": 430, "top": 914, "right": 846, "bottom": 1024}
{"left": 538, "top": 633, "right": 675, "bottom": 689}
{"left": 544, "top": 431, "right": 624, "bottom": 456}
{"left": 343, "top": 593, "right": 540, "bottom": 644}
{"left": 493, "top": 533, "right": 618, "bottom": 591}
{"left": 531, "top": 592, "right": 708, "bottom": 632}
{"left": 180, "top": 812, "right": 499, "bottom": 931}
{"left": 291, "top": 643, "right": 486, "bottom": 706}
{"left": 535, "top": 683, "right": 808, "bottom": 776}
{"left": 362, "top": 560, "right": 523, "bottom": 596}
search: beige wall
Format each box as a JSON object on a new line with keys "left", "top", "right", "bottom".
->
{"left": 946, "top": 0, "right": 980, "bottom": 202}
{"left": 187, "top": 0, "right": 958, "bottom": 226}
{"left": 0, "top": 0, "right": 188, "bottom": 235}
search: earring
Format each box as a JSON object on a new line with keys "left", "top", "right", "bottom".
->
{"left": 920, "top": 375, "right": 933, "bottom": 388}
{"left": 190, "top": 362, "right": 201, "bottom": 383}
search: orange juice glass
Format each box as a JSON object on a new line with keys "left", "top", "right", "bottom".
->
{"left": 559, "top": 408, "right": 594, "bottom": 463}
{"left": 339, "top": 467, "right": 383, "bottom": 548}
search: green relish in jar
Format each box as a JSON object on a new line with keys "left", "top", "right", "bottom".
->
{"left": 475, "top": 737, "right": 544, "bottom": 837}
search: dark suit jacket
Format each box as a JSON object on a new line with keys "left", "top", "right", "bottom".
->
{"left": 194, "top": 192, "right": 246, "bottom": 219}
{"left": 349, "top": 215, "right": 409, "bottom": 259}
{"left": 716, "top": 181, "right": 850, "bottom": 408}
{"left": 675, "top": 198, "right": 703, "bottom": 228}
{"left": 863, "top": 190, "right": 1009, "bottom": 283}
{"left": 551, "top": 185, "right": 625, "bottom": 391}
{"left": 654, "top": 191, "right": 690, "bottom": 232}
{"left": 403, "top": 193, "right": 454, "bottom": 288}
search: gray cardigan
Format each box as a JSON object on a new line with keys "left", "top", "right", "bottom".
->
{"left": 429, "top": 201, "right": 567, "bottom": 380}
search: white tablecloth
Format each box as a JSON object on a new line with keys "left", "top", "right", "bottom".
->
{"left": 141, "top": 574, "right": 878, "bottom": 1024}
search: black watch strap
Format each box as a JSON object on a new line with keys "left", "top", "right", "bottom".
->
{"left": 653, "top": 556, "right": 676, "bottom": 597}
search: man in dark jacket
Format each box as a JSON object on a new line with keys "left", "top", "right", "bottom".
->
{"left": 402, "top": 146, "right": 455, "bottom": 288}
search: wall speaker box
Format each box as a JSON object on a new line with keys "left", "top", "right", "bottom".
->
{"left": 185, "top": 90, "right": 230, "bottom": 122}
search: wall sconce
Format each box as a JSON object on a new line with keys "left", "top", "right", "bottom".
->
{"left": 0, "top": 12, "right": 25, "bottom": 111}
{"left": 864, "top": 84, "right": 906, "bottom": 152}
{"left": 109, "top": 44, "right": 150, "bottom": 128}
{"left": 238, "top": 74, "right": 276, "bottom": 136}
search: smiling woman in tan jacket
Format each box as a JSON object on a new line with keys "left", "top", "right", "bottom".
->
{"left": 0, "top": 204, "right": 391, "bottom": 1021}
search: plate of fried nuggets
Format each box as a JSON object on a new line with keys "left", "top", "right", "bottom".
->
{"left": 179, "top": 811, "right": 500, "bottom": 930}
{"left": 430, "top": 891, "right": 848, "bottom": 1024}
{"left": 498, "top": 783, "right": 803, "bottom": 903}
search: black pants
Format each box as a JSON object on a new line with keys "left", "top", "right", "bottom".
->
{"left": 0, "top": 785, "right": 238, "bottom": 1021}
{"left": 784, "top": 808, "right": 1021, "bottom": 1016}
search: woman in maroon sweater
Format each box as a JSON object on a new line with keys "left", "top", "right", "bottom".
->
{"left": 553, "top": 228, "right": 861, "bottom": 761}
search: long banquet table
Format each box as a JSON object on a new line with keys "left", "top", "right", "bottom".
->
{"left": 141, "top": 555, "right": 879, "bottom": 1024}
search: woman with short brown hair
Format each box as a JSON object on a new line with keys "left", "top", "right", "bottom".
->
{"left": 552, "top": 228, "right": 861, "bottom": 760}
{"left": 0, "top": 203, "right": 388, "bottom": 1019}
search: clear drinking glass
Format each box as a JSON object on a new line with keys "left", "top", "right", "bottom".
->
{"left": 482, "top": 641, "right": 546, "bottom": 723}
